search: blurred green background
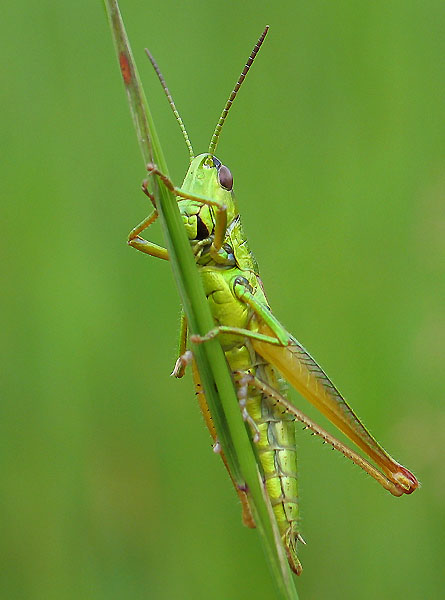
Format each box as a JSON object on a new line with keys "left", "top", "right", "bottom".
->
{"left": 2, "top": 1, "right": 444, "bottom": 598}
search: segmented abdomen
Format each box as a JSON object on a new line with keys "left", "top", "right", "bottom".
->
{"left": 226, "top": 345, "right": 301, "bottom": 573}
{"left": 250, "top": 362, "right": 299, "bottom": 550}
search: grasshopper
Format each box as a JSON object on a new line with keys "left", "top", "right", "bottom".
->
{"left": 127, "top": 26, "right": 418, "bottom": 574}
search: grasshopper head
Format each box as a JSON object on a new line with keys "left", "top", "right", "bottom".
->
{"left": 145, "top": 26, "right": 268, "bottom": 248}
{"left": 145, "top": 27, "right": 268, "bottom": 246}
{"left": 179, "top": 153, "right": 236, "bottom": 244}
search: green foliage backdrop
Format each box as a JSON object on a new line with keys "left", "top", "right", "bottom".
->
{"left": 2, "top": 1, "right": 444, "bottom": 598}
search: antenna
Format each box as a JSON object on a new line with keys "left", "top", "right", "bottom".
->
{"left": 208, "top": 25, "right": 269, "bottom": 156}
{"left": 145, "top": 49, "right": 195, "bottom": 161}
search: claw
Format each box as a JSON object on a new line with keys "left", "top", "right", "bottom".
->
{"left": 236, "top": 373, "right": 261, "bottom": 443}
{"left": 171, "top": 350, "right": 193, "bottom": 378}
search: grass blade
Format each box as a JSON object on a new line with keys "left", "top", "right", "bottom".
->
{"left": 103, "top": 3, "right": 299, "bottom": 597}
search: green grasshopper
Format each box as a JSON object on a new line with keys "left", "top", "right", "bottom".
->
{"left": 127, "top": 26, "right": 418, "bottom": 574}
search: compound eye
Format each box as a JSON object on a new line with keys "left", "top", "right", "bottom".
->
{"left": 218, "top": 165, "right": 233, "bottom": 191}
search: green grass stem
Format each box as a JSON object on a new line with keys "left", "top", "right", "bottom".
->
{"left": 104, "top": 3, "right": 299, "bottom": 598}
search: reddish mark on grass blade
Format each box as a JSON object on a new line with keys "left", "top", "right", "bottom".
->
{"left": 119, "top": 52, "right": 132, "bottom": 84}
